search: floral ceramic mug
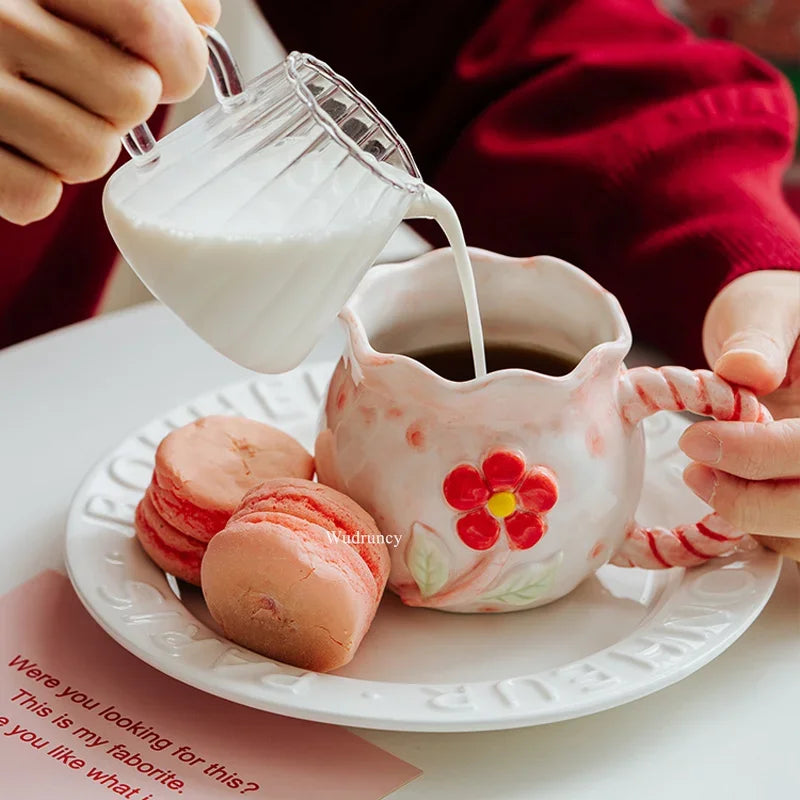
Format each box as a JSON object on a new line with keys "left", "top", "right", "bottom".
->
{"left": 315, "top": 248, "right": 771, "bottom": 612}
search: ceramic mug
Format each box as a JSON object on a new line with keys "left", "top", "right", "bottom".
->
{"left": 315, "top": 248, "right": 771, "bottom": 613}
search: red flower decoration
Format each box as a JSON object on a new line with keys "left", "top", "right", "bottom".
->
{"left": 442, "top": 450, "right": 557, "bottom": 551}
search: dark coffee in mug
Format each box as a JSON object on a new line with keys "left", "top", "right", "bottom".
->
{"left": 407, "top": 343, "right": 579, "bottom": 381}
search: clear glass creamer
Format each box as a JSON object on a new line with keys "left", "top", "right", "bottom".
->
{"left": 103, "top": 29, "right": 434, "bottom": 373}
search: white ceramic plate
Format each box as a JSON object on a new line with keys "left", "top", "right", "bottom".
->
{"left": 65, "top": 359, "right": 781, "bottom": 731}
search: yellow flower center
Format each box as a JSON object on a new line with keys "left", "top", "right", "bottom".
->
{"left": 487, "top": 491, "right": 516, "bottom": 519}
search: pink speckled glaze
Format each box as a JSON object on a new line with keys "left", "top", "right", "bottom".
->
{"left": 316, "top": 248, "right": 771, "bottom": 612}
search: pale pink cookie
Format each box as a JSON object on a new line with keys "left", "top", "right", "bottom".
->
{"left": 150, "top": 416, "right": 314, "bottom": 542}
{"left": 134, "top": 490, "right": 206, "bottom": 585}
{"left": 202, "top": 479, "right": 390, "bottom": 672}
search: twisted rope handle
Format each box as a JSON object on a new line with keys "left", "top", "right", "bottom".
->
{"left": 613, "top": 366, "right": 772, "bottom": 569}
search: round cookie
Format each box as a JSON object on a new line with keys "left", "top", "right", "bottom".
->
{"left": 202, "top": 479, "right": 390, "bottom": 672}
{"left": 150, "top": 416, "right": 314, "bottom": 542}
{"left": 231, "top": 478, "right": 390, "bottom": 598}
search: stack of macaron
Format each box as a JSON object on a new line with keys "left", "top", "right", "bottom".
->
{"left": 134, "top": 415, "right": 314, "bottom": 586}
{"left": 134, "top": 414, "right": 390, "bottom": 672}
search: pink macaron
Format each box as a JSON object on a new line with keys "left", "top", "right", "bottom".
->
{"left": 149, "top": 415, "right": 314, "bottom": 542}
{"left": 201, "top": 478, "right": 390, "bottom": 672}
{"left": 134, "top": 489, "right": 207, "bottom": 585}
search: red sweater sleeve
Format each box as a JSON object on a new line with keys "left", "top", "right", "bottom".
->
{"left": 263, "top": 0, "right": 800, "bottom": 366}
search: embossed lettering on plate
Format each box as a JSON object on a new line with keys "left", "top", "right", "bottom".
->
{"left": 553, "top": 662, "right": 622, "bottom": 693}
{"left": 495, "top": 676, "right": 559, "bottom": 708}
{"left": 84, "top": 495, "right": 135, "bottom": 528}
{"left": 108, "top": 457, "right": 153, "bottom": 493}
{"left": 425, "top": 686, "right": 476, "bottom": 711}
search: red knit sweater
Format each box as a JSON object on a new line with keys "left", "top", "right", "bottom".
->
{"left": 1, "top": 0, "right": 799, "bottom": 366}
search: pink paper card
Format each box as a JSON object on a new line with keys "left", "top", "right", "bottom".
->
{"left": 0, "top": 571, "right": 420, "bottom": 799}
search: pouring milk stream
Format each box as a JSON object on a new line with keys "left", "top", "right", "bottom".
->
{"left": 104, "top": 46, "right": 486, "bottom": 378}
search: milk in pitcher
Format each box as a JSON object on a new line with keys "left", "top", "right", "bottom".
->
{"left": 106, "top": 134, "right": 487, "bottom": 376}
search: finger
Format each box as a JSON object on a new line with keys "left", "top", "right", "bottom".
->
{"left": 0, "top": 73, "right": 120, "bottom": 183}
{"left": 181, "top": 0, "right": 221, "bottom": 28}
{"left": 754, "top": 534, "right": 800, "bottom": 562}
{"left": 41, "top": 0, "right": 211, "bottom": 103}
{"left": 3, "top": 9, "right": 162, "bottom": 130}
{"left": 703, "top": 270, "right": 800, "bottom": 394}
{"left": 0, "top": 147, "right": 62, "bottom": 225}
{"left": 756, "top": 336, "right": 800, "bottom": 421}
{"left": 679, "top": 418, "right": 800, "bottom": 479}
{"left": 683, "top": 463, "right": 800, "bottom": 536}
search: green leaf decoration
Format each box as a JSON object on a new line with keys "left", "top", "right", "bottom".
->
{"left": 479, "top": 551, "right": 564, "bottom": 607}
{"left": 405, "top": 522, "right": 450, "bottom": 598}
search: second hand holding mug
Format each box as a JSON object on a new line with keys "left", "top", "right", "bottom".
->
{"left": 315, "top": 248, "right": 771, "bottom": 613}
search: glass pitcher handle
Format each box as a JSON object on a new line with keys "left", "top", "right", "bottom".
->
{"left": 121, "top": 25, "right": 246, "bottom": 164}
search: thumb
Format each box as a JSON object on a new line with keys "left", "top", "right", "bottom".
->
{"left": 703, "top": 270, "right": 800, "bottom": 394}
{"left": 181, "top": 0, "right": 222, "bottom": 27}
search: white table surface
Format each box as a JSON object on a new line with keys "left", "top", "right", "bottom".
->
{"left": 2, "top": 301, "right": 800, "bottom": 799}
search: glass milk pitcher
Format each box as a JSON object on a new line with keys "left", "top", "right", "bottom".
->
{"left": 104, "top": 29, "right": 430, "bottom": 373}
